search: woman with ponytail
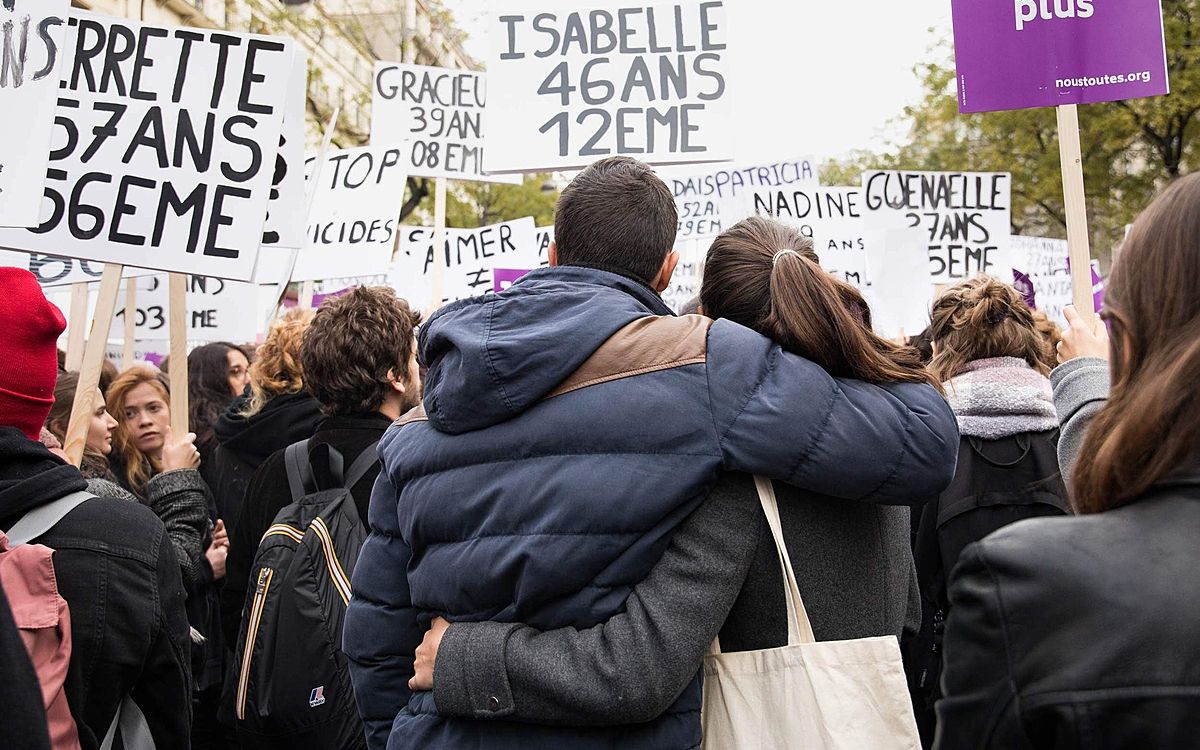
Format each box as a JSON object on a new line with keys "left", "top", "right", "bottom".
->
{"left": 399, "top": 217, "right": 955, "bottom": 731}
{"left": 907, "top": 276, "right": 1071, "bottom": 743}
{"left": 937, "top": 174, "right": 1200, "bottom": 748}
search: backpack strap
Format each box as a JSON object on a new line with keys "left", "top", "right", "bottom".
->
{"left": 284, "top": 440, "right": 316, "bottom": 503}
{"left": 344, "top": 441, "right": 381, "bottom": 491}
{"left": 4, "top": 491, "right": 96, "bottom": 548}
{"left": 101, "top": 696, "right": 156, "bottom": 750}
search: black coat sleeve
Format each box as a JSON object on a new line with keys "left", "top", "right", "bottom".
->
{"left": 222, "top": 452, "right": 288, "bottom": 645}
{"left": 935, "top": 544, "right": 1033, "bottom": 750}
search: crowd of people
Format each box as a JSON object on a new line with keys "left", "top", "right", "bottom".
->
{"left": 0, "top": 158, "right": 1197, "bottom": 750}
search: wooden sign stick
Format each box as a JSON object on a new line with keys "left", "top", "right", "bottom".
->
{"left": 1056, "top": 104, "right": 1098, "bottom": 323}
{"left": 122, "top": 277, "right": 137, "bottom": 368}
{"left": 168, "top": 273, "right": 189, "bottom": 438}
{"left": 63, "top": 264, "right": 123, "bottom": 466}
{"left": 65, "top": 283, "right": 89, "bottom": 371}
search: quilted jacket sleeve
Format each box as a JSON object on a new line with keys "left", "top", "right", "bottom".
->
{"left": 344, "top": 472, "right": 424, "bottom": 750}
{"left": 705, "top": 320, "right": 959, "bottom": 504}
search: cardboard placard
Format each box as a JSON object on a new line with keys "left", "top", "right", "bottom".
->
{"left": 750, "top": 185, "right": 871, "bottom": 292}
{"left": 390, "top": 217, "right": 539, "bottom": 309}
{"left": 0, "top": 0, "right": 70, "bottom": 228}
{"left": 485, "top": 1, "right": 735, "bottom": 173}
{"left": 0, "top": 248, "right": 154, "bottom": 286}
{"left": 373, "top": 62, "right": 519, "bottom": 184}
{"left": 261, "top": 49, "right": 309, "bottom": 249}
{"left": 0, "top": 13, "right": 293, "bottom": 280}
{"left": 951, "top": 0, "right": 1169, "bottom": 113}
{"left": 661, "top": 156, "right": 818, "bottom": 241}
{"left": 1011, "top": 235, "right": 1071, "bottom": 326}
{"left": 292, "top": 145, "right": 411, "bottom": 281}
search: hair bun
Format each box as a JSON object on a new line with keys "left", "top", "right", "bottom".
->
{"left": 964, "top": 278, "right": 1015, "bottom": 328}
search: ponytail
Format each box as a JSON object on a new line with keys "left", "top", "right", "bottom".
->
{"left": 701, "top": 217, "right": 937, "bottom": 390}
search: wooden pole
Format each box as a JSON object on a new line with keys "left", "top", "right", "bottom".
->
{"left": 430, "top": 177, "right": 448, "bottom": 313}
{"left": 299, "top": 279, "right": 315, "bottom": 310}
{"left": 1056, "top": 104, "right": 1098, "bottom": 322}
{"left": 168, "top": 274, "right": 189, "bottom": 438}
{"left": 63, "top": 265, "right": 123, "bottom": 466}
{"left": 65, "top": 283, "right": 89, "bottom": 371}
{"left": 122, "top": 277, "right": 137, "bottom": 368}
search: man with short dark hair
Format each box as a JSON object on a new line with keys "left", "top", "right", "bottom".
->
{"left": 345, "top": 157, "right": 959, "bottom": 750}
{"left": 221, "top": 286, "right": 422, "bottom": 645}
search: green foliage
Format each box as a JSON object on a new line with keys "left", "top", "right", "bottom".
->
{"left": 841, "top": 0, "right": 1199, "bottom": 267}
{"left": 442, "top": 175, "right": 559, "bottom": 229}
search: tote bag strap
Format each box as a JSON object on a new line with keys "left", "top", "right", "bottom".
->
{"left": 710, "top": 476, "right": 816, "bottom": 655}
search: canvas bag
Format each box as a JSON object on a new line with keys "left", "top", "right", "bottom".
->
{"left": 701, "top": 477, "right": 921, "bottom": 750}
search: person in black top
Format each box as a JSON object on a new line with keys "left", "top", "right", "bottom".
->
{"left": 221, "top": 288, "right": 423, "bottom": 646}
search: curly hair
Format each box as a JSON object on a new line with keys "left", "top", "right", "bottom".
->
{"left": 301, "top": 287, "right": 422, "bottom": 416}
{"left": 241, "top": 309, "right": 314, "bottom": 418}
{"left": 928, "top": 276, "right": 1052, "bottom": 383}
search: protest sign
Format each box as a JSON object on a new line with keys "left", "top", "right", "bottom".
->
{"left": 1012, "top": 235, "right": 1071, "bottom": 326}
{"left": 0, "top": 0, "right": 69, "bottom": 228}
{"left": 951, "top": 0, "right": 1168, "bottom": 113}
{"left": 751, "top": 185, "right": 870, "bottom": 291}
{"left": 0, "top": 249, "right": 154, "bottom": 286}
{"left": 493, "top": 267, "right": 534, "bottom": 291}
{"left": 535, "top": 225, "right": 553, "bottom": 265}
{"left": 105, "top": 340, "right": 168, "bottom": 368}
{"left": 0, "top": 13, "right": 293, "bottom": 280}
{"left": 373, "top": 62, "right": 519, "bottom": 184}
{"left": 662, "top": 157, "right": 817, "bottom": 241}
{"left": 292, "top": 145, "right": 411, "bottom": 281}
{"left": 262, "top": 50, "right": 309, "bottom": 249}
{"left": 661, "top": 238, "right": 704, "bottom": 313}
{"left": 861, "top": 170, "right": 1014, "bottom": 285}
{"left": 485, "top": 1, "right": 735, "bottom": 173}
{"left": 862, "top": 229, "right": 937, "bottom": 340}
{"left": 391, "top": 217, "right": 539, "bottom": 309}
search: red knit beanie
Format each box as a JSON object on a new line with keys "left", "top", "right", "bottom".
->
{"left": 0, "top": 268, "right": 67, "bottom": 440}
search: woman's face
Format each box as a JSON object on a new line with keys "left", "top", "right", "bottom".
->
{"left": 122, "top": 382, "right": 170, "bottom": 456}
{"left": 227, "top": 348, "right": 251, "bottom": 397}
{"left": 87, "top": 387, "right": 119, "bottom": 456}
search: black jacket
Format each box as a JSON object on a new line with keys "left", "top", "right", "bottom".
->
{"left": 907, "top": 431, "right": 1069, "bottom": 744}
{"left": 0, "top": 428, "right": 191, "bottom": 750}
{"left": 221, "top": 412, "right": 389, "bottom": 645}
{"left": 936, "top": 476, "right": 1200, "bottom": 749}
{"left": 206, "top": 392, "right": 322, "bottom": 531}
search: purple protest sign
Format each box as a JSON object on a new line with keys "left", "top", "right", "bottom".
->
{"left": 1011, "top": 269, "right": 1037, "bottom": 310}
{"left": 1090, "top": 260, "right": 1105, "bottom": 313}
{"left": 951, "top": 0, "right": 1169, "bottom": 113}
{"left": 493, "top": 268, "right": 534, "bottom": 293}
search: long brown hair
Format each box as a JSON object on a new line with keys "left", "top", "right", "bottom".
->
{"left": 241, "top": 309, "right": 313, "bottom": 418}
{"left": 700, "top": 217, "right": 937, "bottom": 389}
{"left": 106, "top": 367, "right": 170, "bottom": 497}
{"left": 1073, "top": 174, "right": 1200, "bottom": 514}
{"left": 46, "top": 371, "right": 110, "bottom": 478}
{"left": 928, "top": 276, "right": 1052, "bottom": 383}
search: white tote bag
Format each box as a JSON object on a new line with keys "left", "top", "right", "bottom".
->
{"left": 701, "top": 477, "right": 921, "bottom": 750}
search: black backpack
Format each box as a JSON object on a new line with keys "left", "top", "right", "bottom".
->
{"left": 229, "top": 439, "right": 379, "bottom": 750}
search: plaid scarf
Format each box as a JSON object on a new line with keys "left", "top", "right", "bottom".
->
{"left": 944, "top": 357, "right": 1058, "bottom": 439}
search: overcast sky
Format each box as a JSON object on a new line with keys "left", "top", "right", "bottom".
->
{"left": 452, "top": 1, "right": 953, "bottom": 162}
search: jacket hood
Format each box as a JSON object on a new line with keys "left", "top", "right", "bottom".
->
{"left": 214, "top": 391, "right": 323, "bottom": 464}
{"left": 0, "top": 426, "right": 88, "bottom": 528}
{"left": 419, "top": 266, "right": 673, "bottom": 435}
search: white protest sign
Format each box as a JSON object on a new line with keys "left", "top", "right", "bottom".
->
{"left": 861, "top": 170, "right": 1014, "bottom": 285}
{"left": 292, "top": 144, "right": 411, "bottom": 281}
{"left": 485, "top": 1, "right": 735, "bottom": 173}
{"left": 862, "top": 229, "right": 935, "bottom": 340}
{"left": 0, "top": 249, "right": 154, "bottom": 286}
{"left": 661, "top": 238, "right": 705, "bottom": 313}
{"left": 534, "top": 225, "right": 553, "bottom": 266}
{"left": 373, "top": 62, "right": 519, "bottom": 184}
{"left": 1012, "top": 235, "right": 1071, "bottom": 327}
{"left": 0, "top": 0, "right": 69, "bottom": 228}
{"left": 0, "top": 12, "right": 293, "bottom": 280}
{"left": 750, "top": 186, "right": 870, "bottom": 291}
{"left": 390, "top": 217, "right": 539, "bottom": 308}
{"left": 110, "top": 274, "right": 263, "bottom": 342}
{"left": 262, "top": 49, "right": 309, "bottom": 249}
{"left": 661, "top": 157, "right": 817, "bottom": 242}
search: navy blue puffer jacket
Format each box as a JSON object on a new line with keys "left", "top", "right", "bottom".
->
{"left": 344, "top": 266, "right": 958, "bottom": 750}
